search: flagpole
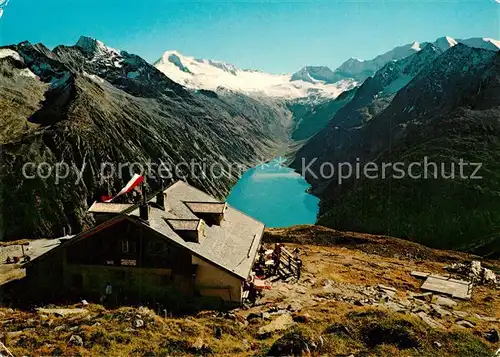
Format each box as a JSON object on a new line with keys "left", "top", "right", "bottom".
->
{"left": 142, "top": 177, "right": 146, "bottom": 204}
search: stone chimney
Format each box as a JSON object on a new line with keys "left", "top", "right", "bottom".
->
{"left": 156, "top": 191, "right": 165, "bottom": 209}
{"left": 139, "top": 203, "right": 149, "bottom": 221}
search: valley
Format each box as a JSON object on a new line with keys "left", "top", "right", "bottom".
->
{"left": 0, "top": 38, "right": 294, "bottom": 240}
{"left": 0, "top": 25, "right": 499, "bottom": 357}
{"left": 1, "top": 34, "right": 499, "bottom": 252}
{"left": 291, "top": 43, "right": 500, "bottom": 255}
{"left": 1, "top": 1, "right": 500, "bottom": 356}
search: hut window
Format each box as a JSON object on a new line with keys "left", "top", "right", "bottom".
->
{"left": 121, "top": 239, "right": 130, "bottom": 253}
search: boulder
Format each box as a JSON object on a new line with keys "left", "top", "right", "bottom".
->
{"left": 37, "top": 308, "right": 88, "bottom": 317}
{"left": 453, "top": 311, "right": 469, "bottom": 318}
{"left": 384, "top": 301, "right": 407, "bottom": 313}
{"left": 476, "top": 315, "right": 498, "bottom": 322}
{"left": 430, "top": 304, "right": 452, "bottom": 318}
{"left": 39, "top": 314, "right": 49, "bottom": 321}
{"left": 414, "top": 312, "right": 445, "bottom": 329}
{"left": 485, "top": 329, "right": 499, "bottom": 343}
{"left": 190, "top": 337, "right": 211, "bottom": 353}
{"left": 267, "top": 330, "right": 314, "bottom": 356}
{"left": 287, "top": 302, "right": 303, "bottom": 312}
{"left": 292, "top": 313, "right": 311, "bottom": 323}
{"left": 456, "top": 319, "right": 475, "bottom": 328}
{"left": 223, "top": 312, "right": 237, "bottom": 321}
{"left": 433, "top": 296, "right": 457, "bottom": 308}
{"left": 6, "top": 331, "right": 23, "bottom": 340}
{"left": 68, "top": 334, "right": 83, "bottom": 346}
{"left": 484, "top": 269, "right": 497, "bottom": 284}
{"left": 134, "top": 319, "right": 144, "bottom": 328}
{"left": 413, "top": 292, "right": 433, "bottom": 303}
{"left": 246, "top": 312, "right": 262, "bottom": 322}
{"left": 377, "top": 284, "right": 397, "bottom": 297}
{"left": 54, "top": 325, "right": 67, "bottom": 332}
{"left": 411, "top": 303, "right": 431, "bottom": 315}
{"left": 258, "top": 314, "right": 295, "bottom": 337}
{"left": 470, "top": 261, "right": 482, "bottom": 281}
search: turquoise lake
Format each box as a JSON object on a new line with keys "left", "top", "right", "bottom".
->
{"left": 226, "top": 158, "right": 320, "bottom": 227}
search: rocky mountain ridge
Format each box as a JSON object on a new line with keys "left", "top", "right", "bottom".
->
{"left": 154, "top": 50, "right": 356, "bottom": 100}
{"left": 152, "top": 35, "right": 499, "bottom": 142}
{"left": 292, "top": 44, "right": 500, "bottom": 254}
{"left": 329, "top": 36, "right": 500, "bottom": 84}
{"left": 0, "top": 37, "right": 293, "bottom": 240}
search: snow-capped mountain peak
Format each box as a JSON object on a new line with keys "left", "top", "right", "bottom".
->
{"left": 328, "top": 36, "right": 499, "bottom": 84}
{"left": 445, "top": 36, "right": 458, "bottom": 46}
{"left": 330, "top": 42, "right": 423, "bottom": 83}
{"left": 159, "top": 50, "right": 244, "bottom": 76}
{"left": 411, "top": 42, "right": 422, "bottom": 51}
{"left": 432, "top": 36, "right": 458, "bottom": 51}
{"left": 290, "top": 66, "right": 336, "bottom": 84}
{"left": 484, "top": 37, "right": 500, "bottom": 48}
{"left": 75, "top": 36, "right": 123, "bottom": 68}
{"left": 459, "top": 37, "right": 500, "bottom": 51}
{"left": 154, "top": 50, "right": 356, "bottom": 99}
{"left": 76, "top": 36, "right": 119, "bottom": 56}
{"left": 161, "top": 50, "right": 192, "bottom": 74}
{"left": 0, "top": 48, "right": 22, "bottom": 62}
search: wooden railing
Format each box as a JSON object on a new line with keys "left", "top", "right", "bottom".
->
{"left": 277, "top": 247, "right": 300, "bottom": 279}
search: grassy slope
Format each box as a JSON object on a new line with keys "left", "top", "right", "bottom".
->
{"left": 1, "top": 304, "right": 494, "bottom": 357}
{"left": 1, "top": 225, "right": 499, "bottom": 356}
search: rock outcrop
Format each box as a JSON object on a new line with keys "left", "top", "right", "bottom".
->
{"left": 292, "top": 45, "right": 500, "bottom": 253}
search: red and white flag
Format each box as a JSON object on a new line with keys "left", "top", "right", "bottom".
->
{"left": 102, "top": 174, "right": 144, "bottom": 202}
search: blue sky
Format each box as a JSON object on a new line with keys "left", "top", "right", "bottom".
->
{"left": 0, "top": 0, "right": 498, "bottom": 73}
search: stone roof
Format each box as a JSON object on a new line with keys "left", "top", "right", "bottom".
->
{"left": 184, "top": 202, "right": 226, "bottom": 214}
{"left": 88, "top": 202, "right": 133, "bottom": 213}
{"left": 165, "top": 219, "right": 200, "bottom": 231}
{"left": 129, "top": 181, "right": 264, "bottom": 279}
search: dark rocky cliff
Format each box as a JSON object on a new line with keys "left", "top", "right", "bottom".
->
{"left": 0, "top": 38, "right": 292, "bottom": 240}
{"left": 292, "top": 45, "right": 500, "bottom": 254}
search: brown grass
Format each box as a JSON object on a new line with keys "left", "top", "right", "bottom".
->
{"left": 1, "top": 302, "right": 494, "bottom": 357}
{"left": 0, "top": 239, "right": 30, "bottom": 247}
{"left": 1, "top": 225, "right": 498, "bottom": 356}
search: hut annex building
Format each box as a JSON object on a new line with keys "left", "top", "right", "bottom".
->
{"left": 24, "top": 181, "right": 264, "bottom": 306}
